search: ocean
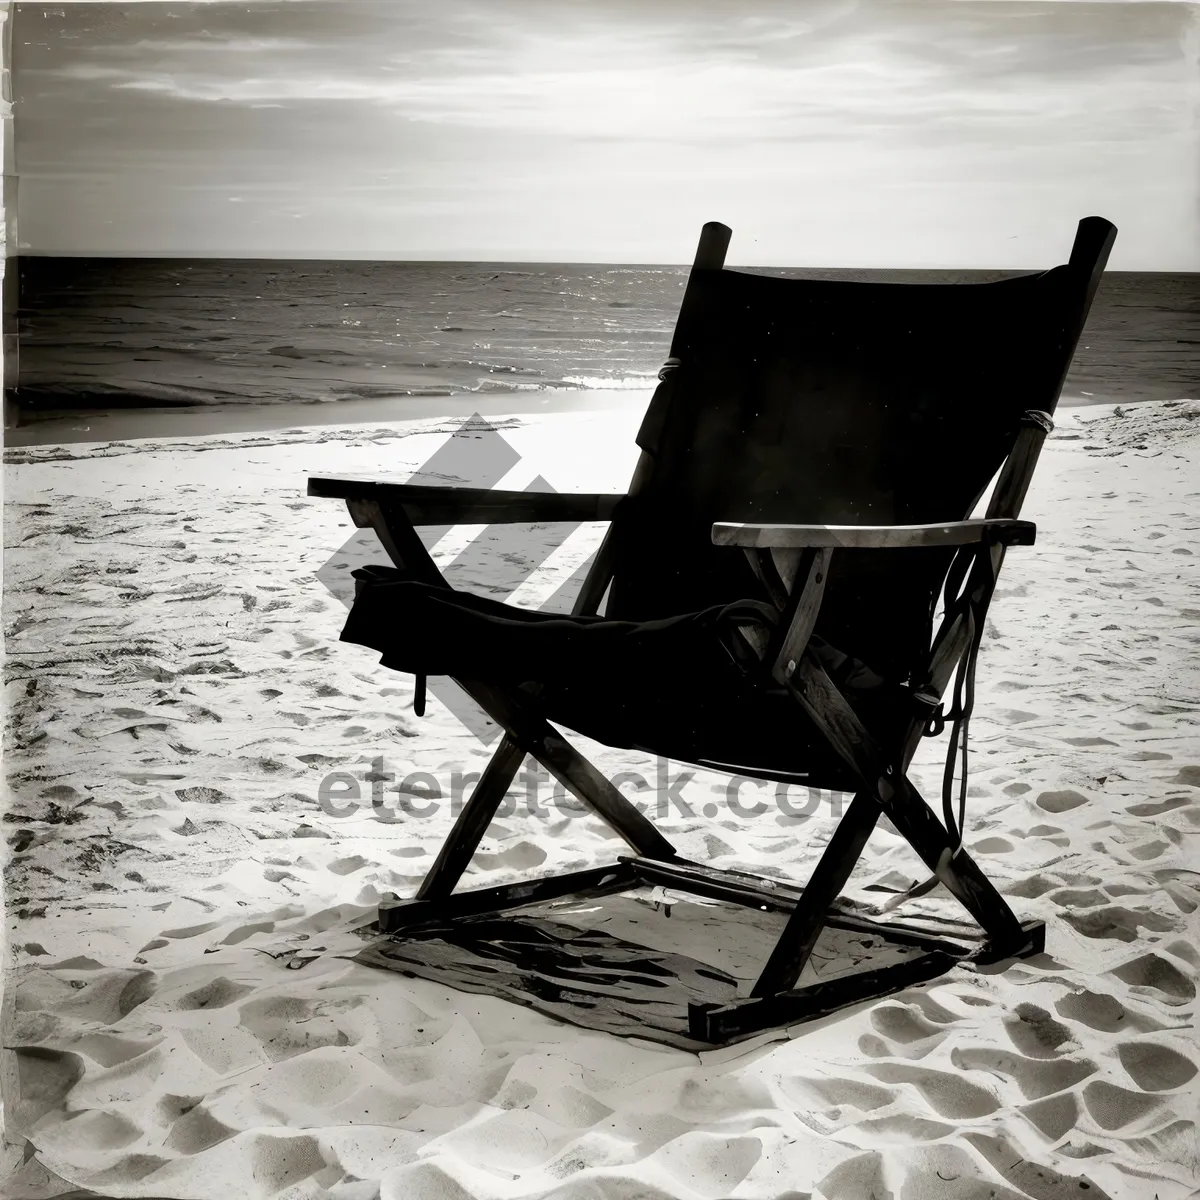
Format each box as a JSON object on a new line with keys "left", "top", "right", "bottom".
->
{"left": 8, "top": 257, "right": 1198, "bottom": 431}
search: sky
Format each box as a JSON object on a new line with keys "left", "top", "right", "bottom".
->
{"left": 10, "top": 0, "right": 1200, "bottom": 267}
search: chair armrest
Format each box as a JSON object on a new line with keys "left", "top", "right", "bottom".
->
{"left": 712, "top": 518, "right": 1036, "bottom": 550}
{"left": 307, "top": 477, "right": 626, "bottom": 524}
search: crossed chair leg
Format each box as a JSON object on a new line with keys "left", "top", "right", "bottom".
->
{"left": 353, "top": 497, "right": 1043, "bottom": 1044}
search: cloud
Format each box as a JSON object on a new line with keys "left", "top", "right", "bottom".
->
{"left": 24, "top": 2, "right": 1192, "bottom": 139}
{"left": 11, "top": 0, "right": 1198, "bottom": 264}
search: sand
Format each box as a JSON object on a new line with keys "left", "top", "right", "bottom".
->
{"left": 2, "top": 396, "right": 1199, "bottom": 1200}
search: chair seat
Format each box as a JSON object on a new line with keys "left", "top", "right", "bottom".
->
{"left": 340, "top": 568, "right": 912, "bottom": 793}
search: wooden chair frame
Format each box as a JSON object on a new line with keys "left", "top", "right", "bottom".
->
{"left": 308, "top": 217, "right": 1116, "bottom": 1043}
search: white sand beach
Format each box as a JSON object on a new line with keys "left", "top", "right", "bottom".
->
{"left": 3, "top": 397, "right": 1200, "bottom": 1200}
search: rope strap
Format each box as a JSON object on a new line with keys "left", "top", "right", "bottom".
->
{"left": 876, "top": 544, "right": 995, "bottom": 914}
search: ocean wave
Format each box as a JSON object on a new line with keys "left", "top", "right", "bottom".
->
{"left": 12, "top": 372, "right": 645, "bottom": 412}
{"left": 559, "top": 374, "right": 660, "bottom": 390}
{"left": 10, "top": 383, "right": 259, "bottom": 409}
{"left": 268, "top": 345, "right": 355, "bottom": 360}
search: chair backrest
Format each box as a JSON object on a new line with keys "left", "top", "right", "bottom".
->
{"left": 605, "top": 218, "right": 1116, "bottom": 683}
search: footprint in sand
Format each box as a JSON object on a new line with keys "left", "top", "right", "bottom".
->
{"left": 869, "top": 1002, "right": 949, "bottom": 1046}
{"left": 1063, "top": 905, "right": 1177, "bottom": 943}
{"left": 1036, "top": 789, "right": 1089, "bottom": 813}
{"left": 782, "top": 1074, "right": 897, "bottom": 1114}
{"left": 857, "top": 1032, "right": 935, "bottom": 1061}
{"left": 1153, "top": 874, "right": 1200, "bottom": 915}
{"left": 238, "top": 994, "right": 359, "bottom": 1062}
{"left": 327, "top": 855, "right": 370, "bottom": 876}
{"left": 904, "top": 992, "right": 960, "bottom": 1024}
{"left": 1006, "top": 874, "right": 1060, "bottom": 900}
{"left": 1109, "top": 952, "right": 1196, "bottom": 1005}
{"left": 1055, "top": 988, "right": 1166, "bottom": 1034}
{"left": 1019, "top": 1092, "right": 1080, "bottom": 1140}
{"left": 53, "top": 969, "right": 157, "bottom": 1025}
{"left": 175, "top": 977, "right": 257, "bottom": 1011}
{"left": 219, "top": 921, "right": 277, "bottom": 946}
{"left": 473, "top": 841, "right": 548, "bottom": 870}
{"left": 973, "top": 836, "right": 1014, "bottom": 854}
{"left": 72, "top": 1031, "right": 162, "bottom": 1068}
{"left": 967, "top": 1131, "right": 1107, "bottom": 1199}
{"left": 1049, "top": 887, "right": 1108, "bottom": 907}
{"left": 1117, "top": 1041, "right": 1198, "bottom": 1091}
{"left": 997, "top": 709, "right": 1039, "bottom": 724}
{"left": 1126, "top": 796, "right": 1192, "bottom": 816}
{"left": 1081, "top": 1080, "right": 1165, "bottom": 1131}
{"left": 862, "top": 1062, "right": 1000, "bottom": 1118}
{"left": 950, "top": 1046, "right": 1096, "bottom": 1101}
{"left": 1127, "top": 838, "right": 1175, "bottom": 861}
{"left": 855, "top": 1113, "right": 958, "bottom": 1142}
{"left": 44, "top": 1108, "right": 144, "bottom": 1153}
{"left": 1002, "top": 1003, "right": 1077, "bottom": 1059}
{"left": 1027, "top": 824, "right": 1070, "bottom": 846}
{"left": 12, "top": 1047, "right": 86, "bottom": 1132}
{"left": 856, "top": 995, "right": 966, "bottom": 1057}
{"left": 957, "top": 994, "right": 999, "bottom": 1008}
{"left": 164, "top": 1104, "right": 240, "bottom": 1155}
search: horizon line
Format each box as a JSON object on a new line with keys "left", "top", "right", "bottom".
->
{"left": 7, "top": 249, "right": 1194, "bottom": 275}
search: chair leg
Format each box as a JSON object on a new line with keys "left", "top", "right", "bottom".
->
{"left": 352, "top": 494, "right": 676, "bottom": 867}
{"left": 789, "top": 651, "right": 1026, "bottom": 950}
{"left": 415, "top": 734, "right": 527, "bottom": 901}
{"left": 751, "top": 791, "right": 880, "bottom": 996}
{"left": 879, "top": 772, "right": 1026, "bottom": 950}
{"left": 460, "top": 677, "right": 679, "bottom": 862}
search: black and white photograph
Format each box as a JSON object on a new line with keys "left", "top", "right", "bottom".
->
{"left": 2, "top": 2, "right": 1198, "bottom": 1198}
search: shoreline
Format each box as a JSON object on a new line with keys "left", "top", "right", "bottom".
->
{"left": 2, "top": 387, "right": 648, "bottom": 449}
{"left": 1, "top": 389, "right": 1178, "bottom": 450}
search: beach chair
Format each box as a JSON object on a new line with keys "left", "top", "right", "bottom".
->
{"left": 308, "top": 217, "right": 1116, "bottom": 1046}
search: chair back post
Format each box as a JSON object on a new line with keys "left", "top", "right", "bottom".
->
{"left": 985, "top": 410, "right": 1054, "bottom": 521}
{"left": 692, "top": 221, "right": 733, "bottom": 271}
{"left": 986, "top": 216, "right": 1116, "bottom": 523}
{"left": 1069, "top": 215, "right": 1118, "bottom": 320}
{"left": 573, "top": 223, "right": 733, "bottom": 616}
{"left": 666, "top": 220, "right": 732, "bottom": 356}
{"left": 642, "top": 220, "right": 732, "bottom": 469}
{"left": 1030, "top": 215, "right": 1118, "bottom": 428}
